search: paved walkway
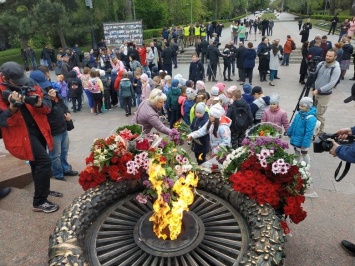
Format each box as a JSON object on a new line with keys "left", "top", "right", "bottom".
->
{"left": 0, "top": 13, "right": 354, "bottom": 265}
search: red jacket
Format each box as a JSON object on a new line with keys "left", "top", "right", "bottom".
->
{"left": 283, "top": 38, "right": 293, "bottom": 54}
{"left": 137, "top": 46, "right": 147, "bottom": 66}
{"left": 114, "top": 69, "right": 125, "bottom": 91}
{"left": 0, "top": 77, "right": 53, "bottom": 160}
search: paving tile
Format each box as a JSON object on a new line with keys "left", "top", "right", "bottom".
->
{"left": 313, "top": 178, "right": 336, "bottom": 191}
{"left": 332, "top": 181, "right": 355, "bottom": 194}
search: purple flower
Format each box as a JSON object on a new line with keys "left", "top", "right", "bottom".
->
{"left": 163, "top": 177, "right": 175, "bottom": 188}
{"left": 143, "top": 180, "right": 152, "bottom": 188}
{"left": 136, "top": 193, "right": 148, "bottom": 204}
{"left": 162, "top": 192, "right": 171, "bottom": 203}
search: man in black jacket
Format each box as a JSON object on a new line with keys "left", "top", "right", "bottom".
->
{"left": 161, "top": 43, "right": 174, "bottom": 76}
{"left": 206, "top": 41, "right": 225, "bottom": 82}
{"left": 229, "top": 41, "right": 237, "bottom": 76}
{"left": 328, "top": 15, "right": 339, "bottom": 35}
{"left": 235, "top": 42, "right": 246, "bottom": 83}
{"left": 200, "top": 38, "right": 209, "bottom": 64}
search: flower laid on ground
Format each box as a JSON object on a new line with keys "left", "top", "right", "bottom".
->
{"left": 220, "top": 126, "right": 311, "bottom": 234}
{"left": 247, "top": 122, "right": 283, "bottom": 139}
{"left": 173, "top": 119, "right": 202, "bottom": 145}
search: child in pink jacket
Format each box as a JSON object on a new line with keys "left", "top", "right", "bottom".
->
{"left": 261, "top": 93, "right": 290, "bottom": 133}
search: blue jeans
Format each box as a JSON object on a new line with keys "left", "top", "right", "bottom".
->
{"left": 30, "top": 57, "right": 37, "bottom": 69}
{"left": 269, "top": 70, "right": 276, "bottom": 81}
{"left": 49, "top": 131, "right": 70, "bottom": 180}
{"left": 84, "top": 89, "right": 93, "bottom": 108}
{"left": 282, "top": 53, "right": 290, "bottom": 65}
{"left": 136, "top": 93, "right": 141, "bottom": 106}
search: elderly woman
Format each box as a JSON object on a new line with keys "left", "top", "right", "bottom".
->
{"left": 131, "top": 88, "right": 172, "bottom": 135}
{"left": 110, "top": 56, "right": 125, "bottom": 71}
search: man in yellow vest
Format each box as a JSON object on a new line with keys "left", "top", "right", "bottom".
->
{"left": 194, "top": 23, "right": 201, "bottom": 45}
{"left": 183, "top": 25, "right": 190, "bottom": 48}
{"left": 200, "top": 24, "right": 206, "bottom": 40}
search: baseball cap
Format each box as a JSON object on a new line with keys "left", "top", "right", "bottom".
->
{"left": 29, "top": 70, "right": 51, "bottom": 89}
{"left": 344, "top": 83, "right": 355, "bottom": 103}
{"left": 0, "top": 62, "right": 31, "bottom": 85}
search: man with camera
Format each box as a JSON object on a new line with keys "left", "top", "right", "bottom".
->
{"left": 0, "top": 62, "right": 59, "bottom": 213}
{"left": 312, "top": 49, "right": 341, "bottom": 135}
{"left": 328, "top": 84, "right": 355, "bottom": 256}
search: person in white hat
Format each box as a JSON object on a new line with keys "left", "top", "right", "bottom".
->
{"left": 187, "top": 103, "right": 231, "bottom": 156}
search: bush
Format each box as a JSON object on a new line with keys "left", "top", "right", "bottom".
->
{"left": 143, "top": 29, "right": 163, "bottom": 40}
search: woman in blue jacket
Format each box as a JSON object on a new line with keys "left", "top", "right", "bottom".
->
{"left": 242, "top": 42, "right": 257, "bottom": 85}
{"left": 287, "top": 97, "right": 317, "bottom": 166}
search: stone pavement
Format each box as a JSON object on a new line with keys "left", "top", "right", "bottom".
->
{"left": 0, "top": 12, "right": 355, "bottom": 265}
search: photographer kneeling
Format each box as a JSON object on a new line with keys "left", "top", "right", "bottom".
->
{"left": 328, "top": 84, "right": 355, "bottom": 256}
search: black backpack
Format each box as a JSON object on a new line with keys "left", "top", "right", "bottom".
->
{"left": 232, "top": 106, "right": 249, "bottom": 131}
{"left": 291, "top": 40, "right": 296, "bottom": 50}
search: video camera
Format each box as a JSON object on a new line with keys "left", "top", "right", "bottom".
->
{"left": 313, "top": 133, "right": 355, "bottom": 153}
{"left": 307, "top": 55, "right": 323, "bottom": 75}
{"left": 1, "top": 82, "right": 39, "bottom": 107}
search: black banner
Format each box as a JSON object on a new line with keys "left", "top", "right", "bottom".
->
{"left": 103, "top": 21, "right": 143, "bottom": 46}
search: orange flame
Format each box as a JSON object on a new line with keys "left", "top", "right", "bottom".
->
{"left": 148, "top": 162, "right": 198, "bottom": 240}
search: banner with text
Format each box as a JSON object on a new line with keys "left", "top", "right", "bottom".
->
{"left": 103, "top": 21, "right": 143, "bottom": 46}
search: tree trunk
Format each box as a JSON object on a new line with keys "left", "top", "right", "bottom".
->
{"left": 58, "top": 29, "right": 67, "bottom": 49}
{"left": 352, "top": 0, "right": 355, "bottom": 16}
{"left": 329, "top": 0, "right": 335, "bottom": 15}
{"left": 125, "top": 0, "right": 132, "bottom": 20}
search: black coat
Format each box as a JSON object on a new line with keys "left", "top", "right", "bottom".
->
{"left": 67, "top": 71, "right": 83, "bottom": 98}
{"left": 226, "top": 98, "right": 253, "bottom": 132}
{"left": 190, "top": 112, "right": 210, "bottom": 154}
{"left": 161, "top": 47, "right": 174, "bottom": 64}
{"left": 300, "top": 47, "right": 308, "bottom": 76}
{"left": 200, "top": 40, "right": 209, "bottom": 54}
{"left": 206, "top": 45, "right": 224, "bottom": 63}
{"left": 235, "top": 46, "right": 246, "bottom": 69}
{"left": 47, "top": 97, "right": 69, "bottom": 135}
{"left": 189, "top": 60, "right": 204, "bottom": 82}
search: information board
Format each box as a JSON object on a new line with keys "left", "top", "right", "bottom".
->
{"left": 103, "top": 21, "right": 143, "bottom": 46}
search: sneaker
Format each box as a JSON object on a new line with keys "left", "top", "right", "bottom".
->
{"left": 341, "top": 240, "right": 355, "bottom": 256}
{"left": 33, "top": 200, "right": 59, "bottom": 213}
{"left": 64, "top": 170, "right": 78, "bottom": 176}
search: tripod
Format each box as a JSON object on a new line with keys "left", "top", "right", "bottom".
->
{"left": 289, "top": 72, "right": 317, "bottom": 124}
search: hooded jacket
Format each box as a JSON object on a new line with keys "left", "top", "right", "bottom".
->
{"left": 0, "top": 77, "right": 53, "bottom": 160}
{"left": 67, "top": 70, "right": 83, "bottom": 98}
{"left": 250, "top": 96, "right": 270, "bottom": 122}
{"left": 287, "top": 106, "right": 317, "bottom": 148}
{"left": 261, "top": 107, "right": 290, "bottom": 132}
{"left": 167, "top": 87, "right": 181, "bottom": 110}
{"left": 189, "top": 115, "right": 232, "bottom": 154}
{"left": 119, "top": 78, "right": 135, "bottom": 98}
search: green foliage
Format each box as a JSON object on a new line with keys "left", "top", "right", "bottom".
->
{"left": 143, "top": 29, "right": 163, "bottom": 40}
{"left": 135, "top": 0, "right": 167, "bottom": 28}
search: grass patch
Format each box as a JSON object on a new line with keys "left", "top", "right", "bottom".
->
{"left": 261, "top": 13, "right": 276, "bottom": 20}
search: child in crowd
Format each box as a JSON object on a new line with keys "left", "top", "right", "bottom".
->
{"left": 190, "top": 102, "right": 210, "bottom": 164}
{"left": 127, "top": 71, "right": 136, "bottom": 107}
{"left": 190, "top": 93, "right": 208, "bottom": 124}
{"left": 178, "top": 86, "right": 187, "bottom": 121}
{"left": 109, "top": 69, "right": 118, "bottom": 108}
{"left": 188, "top": 103, "right": 231, "bottom": 156}
{"left": 153, "top": 76, "right": 162, "bottom": 90}
{"left": 87, "top": 69, "right": 103, "bottom": 115}
{"left": 287, "top": 97, "right": 317, "bottom": 166}
{"left": 226, "top": 89, "right": 253, "bottom": 148}
{"left": 100, "top": 70, "right": 111, "bottom": 111}
{"left": 196, "top": 80, "right": 210, "bottom": 101}
{"left": 133, "top": 69, "right": 142, "bottom": 106}
{"left": 163, "top": 75, "right": 172, "bottom": 95}
{"left": 207, "top": 86, "right": 219, "bottom": 106}
{"left": 151, "top": 66, "right": 159, "bottom": 79}
{"left": 119, "top": 73, "right": 135, "bottom": 116}
{"left": 211, "top": 96, "right": 222, "bottom": 106}
{"left": 56, "top": 74, "right": 69, "bottom": 106}
{"left": 226, "top": 85, "right": 237, "bottom": 105}
{"left": 261, "top": 93, "right": 290, "bottom": 133}
{"left": 183, "top": 88, "right": 197, "bottom": 125}
{"left": 140, "top": 73, "right": 151, "bottom": 103}
{"left": 242, "top": 83, "right": 254, "bottom": 106}
{"left": 167, "top": 79, "right": 182, "bottom": 128}
{"left": 250, "top": 86, "right": 270, "bottom": 124}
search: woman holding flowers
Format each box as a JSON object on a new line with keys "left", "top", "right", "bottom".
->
{"left": 132, "top": 88, "right": 172, "bottom": 135}
{"left": 187, "top": 103, "right": 231, "bottom": 156}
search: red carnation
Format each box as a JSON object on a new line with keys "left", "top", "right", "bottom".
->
{"left": 290, "top": 209, "right": 307, "bottom": 224}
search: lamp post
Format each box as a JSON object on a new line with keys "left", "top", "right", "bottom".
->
{"left": 190, "top": 0, "right": 192, "bottom": 24}
{"left": 85, "top": 0, "right": 98, "bottom": 54}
